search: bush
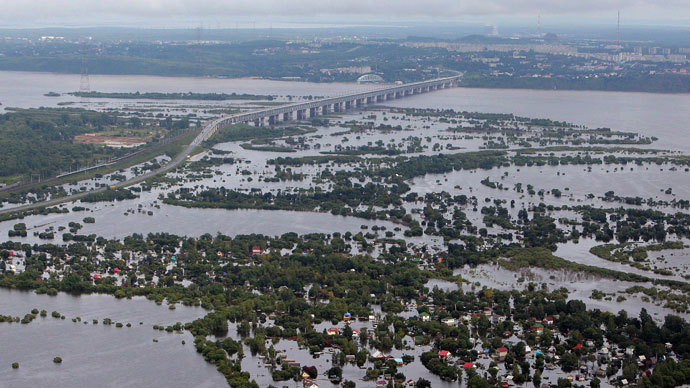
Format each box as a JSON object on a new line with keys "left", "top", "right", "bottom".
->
{"left": 53, "top": 357, "right": 62, "bottom": 364}
{"left": 11, "top": 362, "right": 19, "bottom": 369}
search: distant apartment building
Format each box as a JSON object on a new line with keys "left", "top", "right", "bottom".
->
{"left": 320, "top": 66, "right": 372, "bottom": 75}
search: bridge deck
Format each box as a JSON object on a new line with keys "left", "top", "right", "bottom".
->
{"left": 199, "top": 75, "right": 461, "bottom": 142}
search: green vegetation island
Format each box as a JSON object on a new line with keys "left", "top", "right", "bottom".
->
{"left": 68, "top": 91, "right": 274, "bottom": 101}
{"left": 460, "top": 73, "right": 690, "bottom": 94}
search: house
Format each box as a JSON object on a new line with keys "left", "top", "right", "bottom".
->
{"left": 303, "top": 380, "right": 319, "bottom": 388}
{"left": 483, "top": 306, "right": 493, "bottom": 317}
{"left": 439, "top": 350, "right": 450, "bottom": 358}
{"left": 352, "top": 329, "right": 360, "bottom": 339}
{"left": 530, "top": 323, "right": 544, "bottom": 335}
{"left": 463, "top": 362, "right": 475, "bottom": 369}
{"left": 327, "top": 327, "right": 340, "bottom": 336}
{"left": 496, "top": 347, "right": 508, "bottom": 361}
{"left": 543, "top": 316, "right": 554, "bottom": 326}
{"left": 394, "top": 357, "right": 404, "bottom": 366}
{"left": 420, "top": 312, "right": 431, "bottom": 322}
{"left": 345, "top": 355, "right": 356, "bottom": 362}
{"left": 343, "top": 312, "right": 351, "bottom": 322}
{"left": 441, "top": 317, "right": 456, "bottom": 326}
{"left": 250, "top": 246, "right": 263, "bottom": 255}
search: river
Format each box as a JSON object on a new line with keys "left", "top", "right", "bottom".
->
{"left": 2, "top": 71, "right": 690, "bottom": 152}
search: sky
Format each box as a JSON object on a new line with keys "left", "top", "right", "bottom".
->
{"left": 1, "top": 0, "right": 689, "bottom": 28}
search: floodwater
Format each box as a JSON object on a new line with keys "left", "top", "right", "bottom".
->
{"left": 0, "top": 289, "right": 224, "bottom": 388}
{"left": 1, "top": 71, "right": 690, "bottom": 386}
{"left": 386, "top": 87, "right": 690, "bottom": 153}
{"left": 0, "top": 201, "right": 403, "bottom": 244}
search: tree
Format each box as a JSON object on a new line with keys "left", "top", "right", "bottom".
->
{"left": 533, "top": 369, "right": 542, "bottom": 387}
{"left": 622, "top": 361, "right": 638, "bottom": 383}
{"left": 590, "top": 377, "right": 600, "bottom": 388}
{"left": 343, "top": 325, "right": 353, "bottom": 339}
{"left": 416, "top": 378, "right": 431, "bottom": 388}
{"left": 560, "top": 352, "right": 579, "bottom": 372}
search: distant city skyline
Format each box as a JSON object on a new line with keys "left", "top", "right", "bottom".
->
{"left": 1, "top": 0, "right": 690, "bottom": 28}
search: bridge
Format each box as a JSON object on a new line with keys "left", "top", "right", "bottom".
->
{"left": 195, "top": 75, "right": 461, "bottom": 144}
{"left": 0, "top": 75, "right": 461, "bottom": 216}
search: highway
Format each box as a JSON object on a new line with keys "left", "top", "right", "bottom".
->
{"left": 0, "top": 76, "right": 460, "bottom": 216}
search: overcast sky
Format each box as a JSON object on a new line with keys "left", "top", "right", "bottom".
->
{"left": 1, "top": 0, "right": 689, "bottom": 28}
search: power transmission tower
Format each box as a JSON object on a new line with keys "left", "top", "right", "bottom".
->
{"left": 195, "top": 24, "right": 203, "bottom": 72}
{"left": 617, "top": 11, "right": 621, "bottom": 46}
{"left": 80, "top": 48, "right": 90, "bottom": 93}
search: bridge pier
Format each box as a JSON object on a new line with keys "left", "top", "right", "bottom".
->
{"left": 212, "top": 77, "right": 460, "bottom": 132}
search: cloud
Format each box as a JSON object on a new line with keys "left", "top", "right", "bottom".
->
{"left": 0, "top": 0, "right": 688, "bottom": 26}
